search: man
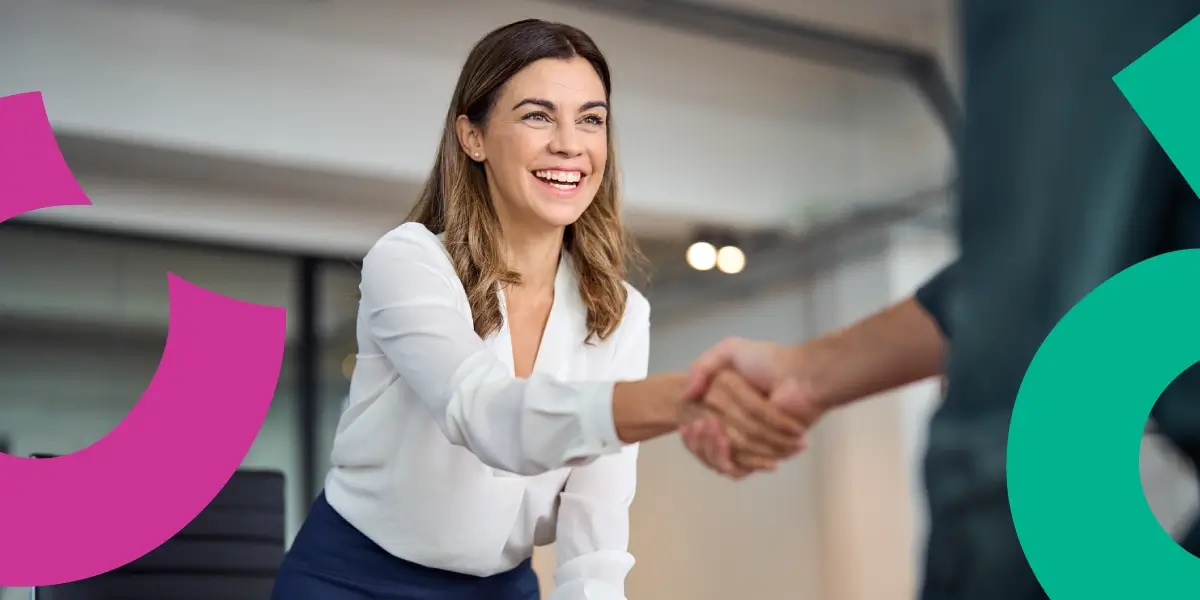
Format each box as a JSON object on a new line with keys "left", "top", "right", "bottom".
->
{"left": 681, "top": 2, "right": 1200, "bottom": 599}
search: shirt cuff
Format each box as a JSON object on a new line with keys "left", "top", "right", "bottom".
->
{"left": 567, "top": 382, "right": 622, "bottom": 466}
{"left": 546, "top": 579, "right": 628, "bottom": 600}
{"left": 550, "top": 551, "right": 634, "bottom": 600}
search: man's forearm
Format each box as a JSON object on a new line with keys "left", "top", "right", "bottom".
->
{"left": 790, "top": 297, "right": 946, "bottom": 411}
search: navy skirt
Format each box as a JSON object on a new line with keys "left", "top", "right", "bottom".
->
{"left": 271, "top": 492, "right": 541, "bottom": 600}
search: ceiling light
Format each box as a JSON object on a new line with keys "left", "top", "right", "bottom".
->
{"left": 686, "top": 241, "right": 717, "bottom": 271}
{"left": 716, "top": 245, "right": 745, "bottom": 274}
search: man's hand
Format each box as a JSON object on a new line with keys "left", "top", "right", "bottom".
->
{"left": 679, "top": 367, "right": 806, "bottom": 465}
{"left": 679, "top": 299, "right": 947, "bottom": 479}
{"left": 681, "top": 338, "right": 824, "bottom": 479}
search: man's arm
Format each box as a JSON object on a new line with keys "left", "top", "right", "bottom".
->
{"left": 680, "top": 262, "right": 955, "bottom": 477}
{"left": 797, "top": 294, "right": 948, "bottom": 413}
{"left": 789, "top": 258, "right": 957, "bottom": 411}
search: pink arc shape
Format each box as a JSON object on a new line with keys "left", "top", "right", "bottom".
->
{"left": 0, "top": 91, "right": 288, "bottom": 587}
{"left": 0, "top": 92, "right": 93, "bottom": 221}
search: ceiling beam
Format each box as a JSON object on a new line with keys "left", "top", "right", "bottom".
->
{"left": 555, "top": 0, "right": 961, "bottom": 145}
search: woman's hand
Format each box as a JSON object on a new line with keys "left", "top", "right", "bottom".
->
{"left": 681, "top": 368, "right": 806, "bottom": 464}
{"left": 679, "top": 417, "right": 779, "bottom": 479}
{"left": 678, "top": 338, "right": 822, "bottom": 479}
{"left": 674, "top": 368, "right": 809, "bottom": 479}
{"left": 682, "top": 408, "right": 815, "bottom": 479}
{"left": 682, "top": 383, "right": 824, "bottom": 479}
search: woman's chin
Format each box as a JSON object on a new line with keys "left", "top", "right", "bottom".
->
{"left": 535, "top": 215, "right": 584, "bottom": 230}
{"left": 532, "top": 203, "right": 591, "bottom": 228}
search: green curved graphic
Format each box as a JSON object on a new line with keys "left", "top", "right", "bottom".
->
{"left": 1007, "top": 14, "right": 1200, "bottom": 599}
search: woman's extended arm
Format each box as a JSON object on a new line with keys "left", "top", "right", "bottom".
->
{"left": 360, "top": 225, "right": 798, "bottom": 476}
{"left": 360, "top": 225, "right": 623, "bottom": 475}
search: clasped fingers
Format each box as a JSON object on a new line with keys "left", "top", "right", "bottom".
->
{"left": 699, "top": 368, "right": 805, "bottom": 458}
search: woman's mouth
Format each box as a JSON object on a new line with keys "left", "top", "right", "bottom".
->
{"left": 532, "top": 169, "right": 583, "bottom": 192}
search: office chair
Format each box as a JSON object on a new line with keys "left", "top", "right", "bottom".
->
{"left": 31, "top": 458, "right": 286, "bottom": 600}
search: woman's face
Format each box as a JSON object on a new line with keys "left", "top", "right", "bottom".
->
{"left": 459, "top": 57, "right": 609, "bottom": 231}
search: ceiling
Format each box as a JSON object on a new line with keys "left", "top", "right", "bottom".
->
{"left": 30, "top": 0, "right": 957, "bottom": 241}
{"left": 6, "top": 0, "right": 959, "bottom": 316}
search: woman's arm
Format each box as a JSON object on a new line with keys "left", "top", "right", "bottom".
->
{"left": 361, "top": 225, "right": 623, "bottom": 476}
{"left": 361, "top": 225, "right": 798, "bottom": 477}
{"left": 548, "top": 291, "right": 648, "bottom": 600}
{"left": 550, "top": 446, "right": 638, "bottom": 599}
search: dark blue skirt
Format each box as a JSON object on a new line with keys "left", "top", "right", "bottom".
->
{"left": 271, "top": 492, "right": 540, "bottom": 600}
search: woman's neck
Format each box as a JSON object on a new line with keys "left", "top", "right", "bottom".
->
{"left": 501, "top": 219, "right": 564, "bottom": 295}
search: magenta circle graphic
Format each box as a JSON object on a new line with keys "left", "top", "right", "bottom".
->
{"left": 0, "top": 91, "right": 287, "bottom": 587}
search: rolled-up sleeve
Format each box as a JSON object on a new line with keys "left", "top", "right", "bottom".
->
{"left": 359, "top": 224, "right": 624, "bottom": 476}
{"left": 914, "top": 259, "right": 958, "bottom": 341}
{"left": 549, "top": 291, "right": 648, "bottom": 600}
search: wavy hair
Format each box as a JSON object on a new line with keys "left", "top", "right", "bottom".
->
{"left": 405, "top": 18, "right": 644, "bottom": 343}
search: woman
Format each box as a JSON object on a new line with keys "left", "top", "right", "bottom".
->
{"left": 271, "top": 19, "right": 803, "bottom": 600}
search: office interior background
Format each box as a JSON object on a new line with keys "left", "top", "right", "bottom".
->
{"left": 1, "top": 1, "right": 1197, "bottom": 599}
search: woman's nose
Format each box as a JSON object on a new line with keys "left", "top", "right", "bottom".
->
{"left": 548, "top": 124, "right": 584, "bottom": 157}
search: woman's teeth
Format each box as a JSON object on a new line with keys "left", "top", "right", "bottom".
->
{"left": 534, "top": 170, "right": 581, "bottom": 189}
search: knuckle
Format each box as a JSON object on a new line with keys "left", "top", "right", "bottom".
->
{"left": 713, "top": 370, "right": 734, "bottom": 387}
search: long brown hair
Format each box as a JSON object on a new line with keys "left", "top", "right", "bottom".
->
{"left": 406, "top": 19, "right": 644, "bottom": 343}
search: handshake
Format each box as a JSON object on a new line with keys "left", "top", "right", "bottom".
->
{"left": 619, "top": 337, "right": 832, "bottom": 479}
{"left": 610, "top": 299, "right": 941, "bottom": 478}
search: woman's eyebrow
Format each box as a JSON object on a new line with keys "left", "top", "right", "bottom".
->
{"left": 512, "top": 98, "right": 609, "bottom": 112}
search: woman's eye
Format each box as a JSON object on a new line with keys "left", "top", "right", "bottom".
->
{"left": 582, "top": 115, "right": 605, "bottom": 126}
{"left": 523, "top": 112, "right": 551, "bottom": 123}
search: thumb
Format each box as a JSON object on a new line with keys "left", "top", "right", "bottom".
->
{"left": 684, "top": 340, "right": 737, "bottom": 401}
{"left": 770, "top": 379, "right": 815, "bottom": 423}
{"left": 682, "top": 370, "right": 708, "bottom": 401}
{"left": 689, "top": 338, "right": 740, "bottom": 383}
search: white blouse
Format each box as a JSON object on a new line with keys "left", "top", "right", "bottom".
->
{"left": 324, "top": 222, "right": 647, "bottom": 600}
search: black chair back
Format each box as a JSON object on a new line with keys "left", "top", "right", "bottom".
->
{"left": 32, "top": 460, "right": 286, "bottom": 600}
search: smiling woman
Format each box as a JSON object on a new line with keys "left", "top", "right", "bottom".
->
{"left": 269, "top": 17, "right": 805, "bottom": 600}
{"left": 268, "top": 19, "right": 645, "bottom": 600}
{"left": 268, "top": 17, "right": 808, "bottom": 600}
{"left": 266, "top": 13, "right": 813, "bottom": 598}
{"left": 410, "top": 20, "right": 631, "bottom": 345}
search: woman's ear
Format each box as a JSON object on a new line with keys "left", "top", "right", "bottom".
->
{"left": 455, "top": 115, "right": 485, "bottom": 162}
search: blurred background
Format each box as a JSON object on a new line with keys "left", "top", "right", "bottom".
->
{"left": 0, "top": 1, "right": 1196, "bottom": 599}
